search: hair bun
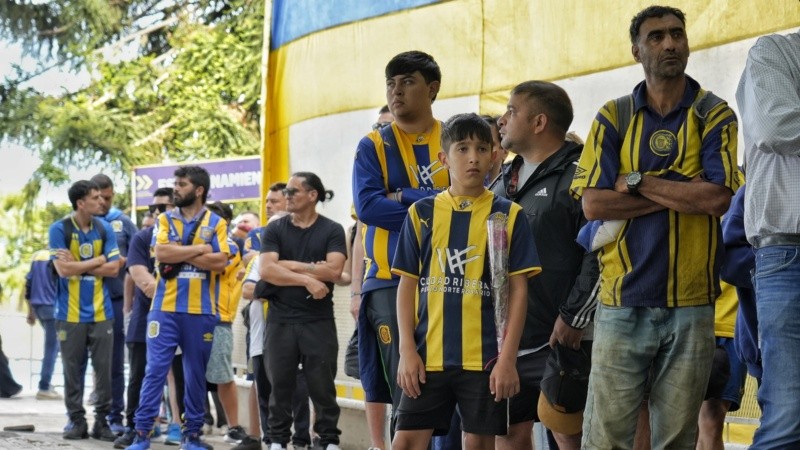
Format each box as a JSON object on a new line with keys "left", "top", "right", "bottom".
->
{"left": 324, "top": 190, "right": 335, "bottom": 201}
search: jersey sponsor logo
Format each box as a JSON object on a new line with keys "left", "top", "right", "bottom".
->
{"left": 436, "top": 245, "right": 481, "bottom": 276}
{"left": 203, "top": 332, "right": 214, "bottom": 342}
{"left": 573, "top": 166, "right": 587, "bottom": 180}
{"left": 79, "top": 243, "right": 94, "bottom": 259}
{"left": 419, "top": 217, "right": 431, "bottom": 228}
{"left": 178, "top": 270, "right": 207, "bottom": 280}
{"left": 111, "top": 220, "right": 123, "bottom": 232}
{"left": 378, "top": 324, "right": 392, "bottom": 344}
{"left": 147, "top": 320, "right": 160, "bottom": 338}
{"left": 410, "top": 161, "right": 446, "bottom": 187}
{"left": 649, "top": 129, "right": 677, "bottom": 157}
{"left": 535, "top": 187, "right": 548, "bottom": 197}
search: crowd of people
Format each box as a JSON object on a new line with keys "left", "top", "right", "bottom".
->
{"left": 3, "top": 3, "right": 798, "bottom": 450}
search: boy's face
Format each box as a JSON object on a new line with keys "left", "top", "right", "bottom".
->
{"left": 439, "top": 136, "right": 495, "bottom": 194}
{"left": 386, "top": 71, "right": 439, "bottom": 120}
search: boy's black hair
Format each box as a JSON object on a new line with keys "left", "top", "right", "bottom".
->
{"left": 385, "top": 51, "right": 441, "bottom": 101}
{"left": 68, "top": 180, "right": 100, "bottom": 211}
{"left": 629, "top": 6, "right": 686, "bottom": 43}
{"left": 174, "top": 165, "right": 211, "bottom": 204}
{"left": 441, "top": 113, "right": 493, "bottom": 152}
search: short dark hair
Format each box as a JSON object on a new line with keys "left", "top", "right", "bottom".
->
{"left": 630, "top": 5, "right": 686, "bottom": 43}
{"left": 292, "top": 172, "right": 334, "bottom": 204}
{"left": 385, "top": 51, "right": 441, "bottom": 101}
{"left": 511, "top": 81, "right": 574, "bottom": 135}
{"left": 153, "top": 187, "right": 174, "bottom": 201}
{"left": 90, "top": 173, "right": 113, "bottom": 190}
{"left": 378, "top": 105, "right": 391, "bottom": 115}
{"left": 206, "top": 201, "right": 233, "bottom": 223}
{"left": 268, "top": 182, "right": 287, "bottom": 192}
{"left": 441, "top": 113, "right": 493, "bottom": 153}
{"left": 174, "top": 165, "right": 211, "bottom": 204}
{"left": 68, "top": 180, "right": 100, "bottom": 211}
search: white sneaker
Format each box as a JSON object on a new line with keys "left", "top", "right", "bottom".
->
{"left": 269, "top": 444, "right": 286, "bottom": 450}
{"left": 36, "top": 389, "right": 62, "bottom": 400}
{"left": 325, "top": 445, "right": 341, "bottom": 450}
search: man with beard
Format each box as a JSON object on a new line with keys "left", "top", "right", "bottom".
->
{"left": 127, "top": 166, "right": 230, "bottom": 450}
{"left": 570, "top": 6, "right": 738, "bottom": 448}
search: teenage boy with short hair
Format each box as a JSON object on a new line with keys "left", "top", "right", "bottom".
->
{"left": 391, "top": 113, "right": 541, "bottom": 450}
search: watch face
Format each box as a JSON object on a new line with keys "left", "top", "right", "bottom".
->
{"left": 627, "top": 172, "right": 642, "bottom": 184}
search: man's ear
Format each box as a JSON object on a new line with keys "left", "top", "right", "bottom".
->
{"left": 429, "top": 80, "right": 441, "bottom": 100}
{"left": 438, "top": 150, "right": 449, "bottom": 169}
{"left": 632, "top": 44, "right": 640, "bottom": 62}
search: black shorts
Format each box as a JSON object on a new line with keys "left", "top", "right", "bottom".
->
{"left": 508, "top": 348, "right": 550, "bottom": 424}
{"left": 395, "top": 369, "right": 508, "bottom": 436}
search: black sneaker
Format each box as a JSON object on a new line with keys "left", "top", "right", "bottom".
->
{"left": 224, "top": 425, "right": 248, "bottom": 444}
{"left": 91, "top": 420, "right": 118, "bottom": 442}
{"left": 114, "top": 429, "right": 137, "bottom": 448}
{"left": 63, "top": 419, "right": 89, "bottom": 440}
{"left": 232, "top": 436, "right": 262, "bottom": 450}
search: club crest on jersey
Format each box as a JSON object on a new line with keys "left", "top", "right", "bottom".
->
{"left": 378, "top": 324, "right": 392, "bottom": 344}
{"left": 57, "top": 330, "right": 67, "bottom": 341}
{"left": 111, "top": 220, "right": 123, "bottom": 232}
{"left": 147, "top": 321, "right": 160, "bottom": 338}
{"left": 79, "top": 243, "right": 94, "bottom": 259}
{"left": 199, "top": 226, "right": 214, "bottom": 241}
{"left": 649, "top": 129, "right": 676, "bottom": 157}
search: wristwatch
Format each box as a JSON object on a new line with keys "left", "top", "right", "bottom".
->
{"left": 626, "top": 171, "right": 643, "bottom": 195}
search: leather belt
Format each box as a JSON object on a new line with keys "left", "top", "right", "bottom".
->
{"left": 753, "top": 234, "right": 800, "bottom": 249}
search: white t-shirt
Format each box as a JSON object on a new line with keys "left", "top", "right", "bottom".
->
{"left": 517, "top": 160, "right": 540, "bottom": 187}
{"left": 245, "top": 259, "right": 266, "bottom": 357}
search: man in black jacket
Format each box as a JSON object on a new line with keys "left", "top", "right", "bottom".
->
{"left": 491, "top": 80, "right": 598, "bottom": 450}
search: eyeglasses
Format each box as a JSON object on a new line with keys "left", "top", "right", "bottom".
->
{"left": 282, "top": 188, "right": 304, "bottom": 197}
{"left": 148, "top": 203, "right": 170, "bottom": 214}
{"left": 372, "top": 121, "right": 392, "bottom": 131}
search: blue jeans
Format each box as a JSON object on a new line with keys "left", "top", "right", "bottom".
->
{"left": 582, "top": 304, "right": 714, "bottom": 449}
{"left": 33, "top": 305, "right": 58, "bottom": 391}
{"left": 109, "top": 298, "right": 125, "bottom": 424}
{"left": 750, "top": 246, "right": 800, "bottom": 449}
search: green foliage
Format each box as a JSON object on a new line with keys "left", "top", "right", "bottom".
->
{"left": 0, "top": 0, "right": 265, "bottom": 299}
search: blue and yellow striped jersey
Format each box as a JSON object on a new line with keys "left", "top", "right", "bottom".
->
{"left": 353, "top": 122, "right": 450, "bottom": 293}
{"left": 151, "top": 208, "right": 231, "bottom": 315}
{"left": 218, "top": 238, "right": 243, "bottom": 323}
{"left": 392, "top": 190, "right": 541, "bottom": 371}
{"left": 570, "top": 77, "right": 739, "bottom": 308}
{"left": 49, "top": 216, "right": 120, "bottom": 323}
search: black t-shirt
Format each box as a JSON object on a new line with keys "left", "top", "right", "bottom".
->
{"left": 260, "top": 214, "right": 346, "bottom": 323}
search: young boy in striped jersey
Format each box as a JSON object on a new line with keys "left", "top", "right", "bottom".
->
{"left": 391, "top": 113, "right": 541, "bottom": 450}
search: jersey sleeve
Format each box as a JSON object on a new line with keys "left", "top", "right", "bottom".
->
{"left": 211, "top": 217, "right": 230, "bottom": 256}
{"left": 570, "top": 102, "right": 623, "bottom": 200}
{"left": 103, "top": 221, "right": 121, "bottom": 262}
{"left": 245, "top": 227, "right": 261, "bottom": 252}
{"left": 390, "top": 204, "right": 422, "bottom": 279}
{"left": 126, "top": 228, "right": 152, "bottom": 270}
{"left": 507, "top": 204, "right": 541, "bottom": 277}
{"left": 352, "top": 135, "right": 410, "bottom": 232}
{"left": 49, "top": 222, "right": 67, "bottom": 256}
{"left": 154, "top": 213, "right": 171, "bottom": 246}
{"left": 244, "top": 258, "right": 260, "bottom": 284}
{"left": 698, "top": 101, "right": 739, "bottom": 192}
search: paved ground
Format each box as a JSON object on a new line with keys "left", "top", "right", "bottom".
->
{"left": 0, "top": 392, "right": 254, "bottom": 450}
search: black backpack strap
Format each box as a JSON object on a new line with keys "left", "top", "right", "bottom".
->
{"left": 613, "top": 94, "right": 635, "bottom": 142}
{"left": 61, "top": 217, "right": 75, "bottom": 251}
{"left": 183, "top": 210, "right": 208, "bottom": 246}
{"left": 692, "top": 90, "right": 725, "bottom": 137}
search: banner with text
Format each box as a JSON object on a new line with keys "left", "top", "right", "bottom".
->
{"left": 133, "top": 157, "right": 262, "bottom": 207}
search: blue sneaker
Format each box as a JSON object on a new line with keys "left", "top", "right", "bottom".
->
{"left": 152, "top": 424, "right": 162, "bottom": 437}
{"left": 110, "top": 421, "right": 127, "bottom": 435}
{"left": 181, "top": 433, "right": 214, "bottom": 450}
{"left": 164, "top": 423, "right": 182, "bottom": 446}
{"left": 124, "top": 431, "right": 151, "bottom": 450}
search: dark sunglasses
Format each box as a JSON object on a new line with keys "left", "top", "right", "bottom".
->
{"left": 372, "top": 121, "right": 392, "bottom": 131}
{"left": 282, "top": 188, "right": 304, "bottom": 197}
{"left": 148, "top": 203, "right": 170, "bottom": 214}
